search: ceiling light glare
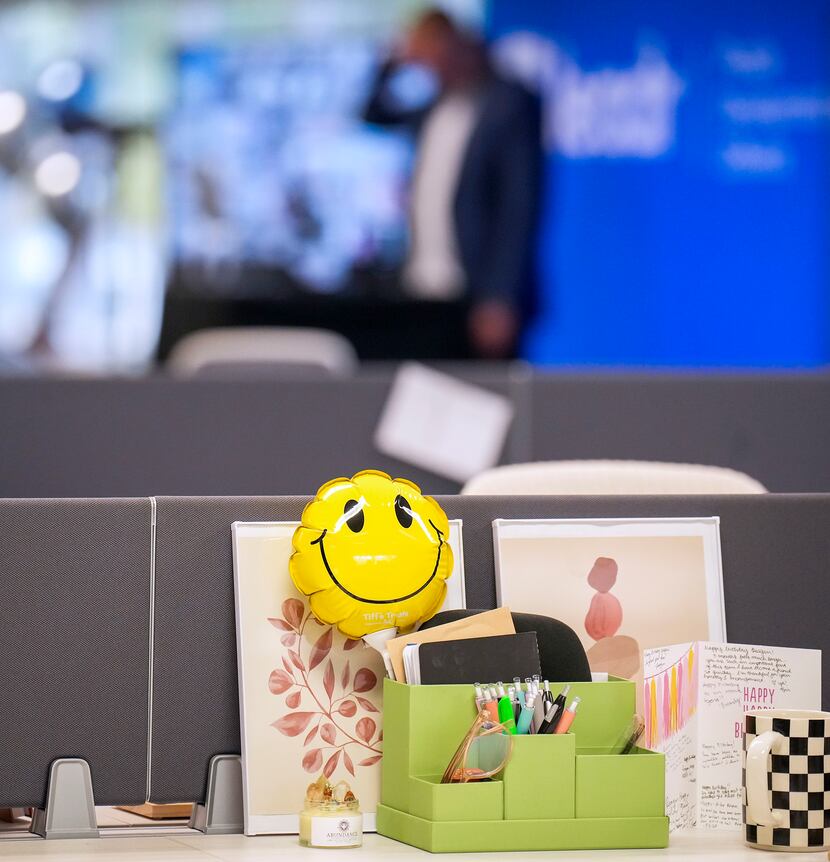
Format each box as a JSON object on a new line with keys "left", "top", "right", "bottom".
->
{"left": 0, "top": 91, "right": 26, "bottom": 135}
{"left": 37, "top": 59, "right": 83, "bottom": 102}
{"left": 35, "top": 151, "right": 82, "bottom": 197}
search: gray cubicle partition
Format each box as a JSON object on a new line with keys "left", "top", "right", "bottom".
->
{"left": 0, "top": 498, "right": 152, "bottom": 808}
{"left": 148, "top": 493, "right": 830, "bottom": 806}
{"left": 0, "top": 370, "right": 527, "bottom": 499}
{"left": 2, "top": 371, "right": 830, "bottom": 499}
{"left": 529, "top": 374, "right": 830, "bottom": 492}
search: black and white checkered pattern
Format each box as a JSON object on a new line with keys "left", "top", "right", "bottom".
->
{"left": 743, "top": 714, "right": 830, "bottom": 850}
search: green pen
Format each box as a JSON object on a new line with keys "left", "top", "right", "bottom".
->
{"left": 496, "top": 682, "right": 517, "bottom": 734}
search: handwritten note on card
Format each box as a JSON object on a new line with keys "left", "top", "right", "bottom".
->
{"left": 643, "top": 641, "right": 821, "bottom": 831}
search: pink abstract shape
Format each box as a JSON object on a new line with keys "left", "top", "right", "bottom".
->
{"left": 678, "top": 659, "right": 684, "bottom": 726}
{"left": 586, "top": 557, "right": 618, "bottom": 593}
{"left": 586, "top": 635, "right": 639, "bottom": 678}
{"left": 662, "top": 673, "right": 671, "bottom": 738}
{"left": 584, "top": 591, "right": 623, "bottom": 640}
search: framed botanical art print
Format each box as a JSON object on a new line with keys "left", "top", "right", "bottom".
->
{"left": 232, "top": 520, "right": 466, "bottom": 835}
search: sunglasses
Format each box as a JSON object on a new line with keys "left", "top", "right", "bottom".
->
{"left": 441, "top": 709, "right": 515, "bottom": 784}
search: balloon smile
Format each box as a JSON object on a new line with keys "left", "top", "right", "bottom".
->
{"left": 311, "top": 521, "right": 445, "bottom": 605}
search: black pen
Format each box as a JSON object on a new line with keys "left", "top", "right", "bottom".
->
{"left": 539, "top": 684, "right": 570, "bottom": 734}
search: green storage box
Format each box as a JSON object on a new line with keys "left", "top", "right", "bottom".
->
{"left": 377, "top": 678, "right": 669, "bottom": 853}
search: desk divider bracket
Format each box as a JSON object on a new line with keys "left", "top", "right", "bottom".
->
{"left": 30, "top": 758, "right": 100, "bottom": 839}
{"left": 188, "top": 754, "right": 243, "bottom": 835}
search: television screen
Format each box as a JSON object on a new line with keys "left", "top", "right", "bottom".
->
{"left": 167, "top": 40, "right": 414, "bottom": 295}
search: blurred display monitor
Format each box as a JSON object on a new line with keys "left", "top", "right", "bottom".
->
{"left": 167, "top": 37, "right": 414, "bottom": 297}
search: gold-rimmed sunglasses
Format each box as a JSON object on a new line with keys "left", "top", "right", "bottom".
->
{"left": 441, "top": 709, "right": 515, "bottom": 784}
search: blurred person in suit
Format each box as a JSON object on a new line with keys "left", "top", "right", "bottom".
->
{"left": 364, "top": 9, "right": 543, "bottom": 359}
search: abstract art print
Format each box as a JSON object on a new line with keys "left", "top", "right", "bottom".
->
{"left": 232, "top": 520, "right": 466, "bottom": 835}
{"left": 492, "top": 518, "right": 725, "bottom": 690}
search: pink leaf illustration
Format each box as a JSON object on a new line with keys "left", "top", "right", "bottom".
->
{"left": 285, "top": 691, "right": 301, "bottom": 709}
{"left": 304, "top": 726, "right": 319, "bottom": 746}
{"left": 268, "top": 618, "right": 292, "bottom": 631}
{"left": 343, "top": 638, "right": 360, "bottom": 651}
{"left": 302, "top": 748, "right": 323, "bottom": 773}
{"left": 356, "top": 717, "right": 376, "bottom": 744}
{"left": 280, "top": 632, "right": 297, "bottom": 647}
{"left": 353, "top": 668, "right": 377, "bottom": 693}
{"left": 356, "top": 696, "right": 379, "bottom": 713}
{"left": 344, "top": 750, "right": 355, "bottom": 776}
{"left": 323, "top": 750, "right": 340, "bottom": 779}
{"left": 309, "top": 628, "right": 333, "bottom": 671}
{"left": 289, "top": 649, "right": 305, "bottom": 672}
{"left": 338, "top": 700, "right": 357, "bottom": 717}
{"left": 282, "top": 657, "right": 294, "bottom": 676}
{"left": 268, "top": 670, "right": 293, "bottom": 695}
{"left": 341, "top": 661, "right": 351, "bottom": 691}
{"left": 321, "top": 722, "right": 337, "bottom": 745}
{"left": 358, "top": 755, "right": 382, "bottom": 767}
{"left": 323, "top": 660, "right": 335, "bottom": 700}
{"left": 272, "top": 712, "right": 315, "bottom": 737}
{"left": 283, "top": 598, "right": 304, "bottom": 629}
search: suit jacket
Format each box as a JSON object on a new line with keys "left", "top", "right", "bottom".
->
{"left": 364, "top": 61, "right": 543, "bottom": 319}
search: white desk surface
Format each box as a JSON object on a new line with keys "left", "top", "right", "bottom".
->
{"left": 0, "top": 830, "right": 828, "bottom": 861}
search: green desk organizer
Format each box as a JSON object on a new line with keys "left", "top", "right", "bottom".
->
{"left": 377, "top": 678, "right": 669, "bottom": 853}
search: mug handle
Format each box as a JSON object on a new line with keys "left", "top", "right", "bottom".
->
{"left": 746, "top": 730, "right": 786, "bottom": 827}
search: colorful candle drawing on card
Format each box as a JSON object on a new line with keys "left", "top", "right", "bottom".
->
{"left": 644, "top": 643, "right": 699, "bottom": 749}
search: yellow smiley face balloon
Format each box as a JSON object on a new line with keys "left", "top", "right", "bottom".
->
{"left": 289, "top": 470, "right": 453, "bottom": 638}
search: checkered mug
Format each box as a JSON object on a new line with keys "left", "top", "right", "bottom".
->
{"left": 743, "top": 710, "right": 830, "bottom": 852}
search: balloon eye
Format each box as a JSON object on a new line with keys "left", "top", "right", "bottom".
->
{"left": 344, "top": 499, "right": 364, "bottom": 533}
{"left": 394, "top": 495, "right": 413, "bottom": 528}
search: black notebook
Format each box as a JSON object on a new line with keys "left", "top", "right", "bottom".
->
{"left": 418, "top": 632, "right": 542, "bottom": 685}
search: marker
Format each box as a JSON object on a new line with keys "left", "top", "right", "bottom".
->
{"left": 540, "top": 684, "right": 570, "bottom": 734}
{"left": 496, "top": 682, "right": 517, "bottom": 734}
{"left": 516, "top": 692, "right": 536, "bottom": 735}
{"left": 554, "top": 696, "right": 581, "bottom": 734}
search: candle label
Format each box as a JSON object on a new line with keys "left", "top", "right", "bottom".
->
{"left": 310, "top": 813, "right": 363, "bottom": 847}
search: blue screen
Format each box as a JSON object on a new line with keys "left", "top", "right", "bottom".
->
{"left": 490, "top": 0, "right": 830, "bottom": 366}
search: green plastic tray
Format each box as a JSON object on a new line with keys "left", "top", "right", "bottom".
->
{"left": 377, "top": 678, "right": 669, "bottom": 853}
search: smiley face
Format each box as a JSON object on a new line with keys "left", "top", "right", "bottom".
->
{"left": 289, "top": 470, "right": 453, "bottom": 638}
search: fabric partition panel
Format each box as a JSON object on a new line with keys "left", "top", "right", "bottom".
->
{"left": 529, "top": 375, "right": 830, "bottom": 492}
{"left": 149, "top": 496, "right": 309, "bottom": 804}
{"left": 0, "top": 369, "right": 527, "bottom": 498}
{"left": 3, "top": 372, "right": 830, "bottom": 500}
{"left": 0, "top": 498, "right": 152, "bottom": 808}
{"left": 149, "top": 493, "right": 830, "bottom": 806}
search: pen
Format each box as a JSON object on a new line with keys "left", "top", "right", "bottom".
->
{"left": 539, "top": 684, "right": 570, "bottom": 734}
{"left": 474, "top": 683, "right": 487, "bottom": 711}
{"left": 513, "top": 677, "right": 525, "bottom": 708}
{"left": 516, "top": 691, "right": 536, "bottom": 735}
{"left": 542, "top": 680, "right": 553, "bottom": 711}
{"left": 508, "top": 684, "right": 521, "bottom": 722}
{"left": 532, "top": 680, "right": 547, "bottom": 733}
{"left": 618, "top": 715, "right": 645, "bottom": 755}
{"left": 554, "top": 696, "right": 581, "bottom": 734}
{"left": 484, "top": 686, "right": 500, "bottom": 723}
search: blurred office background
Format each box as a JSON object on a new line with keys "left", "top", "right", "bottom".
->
{"left": 0, "top": 0, "right": 828, "bottom": 372}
